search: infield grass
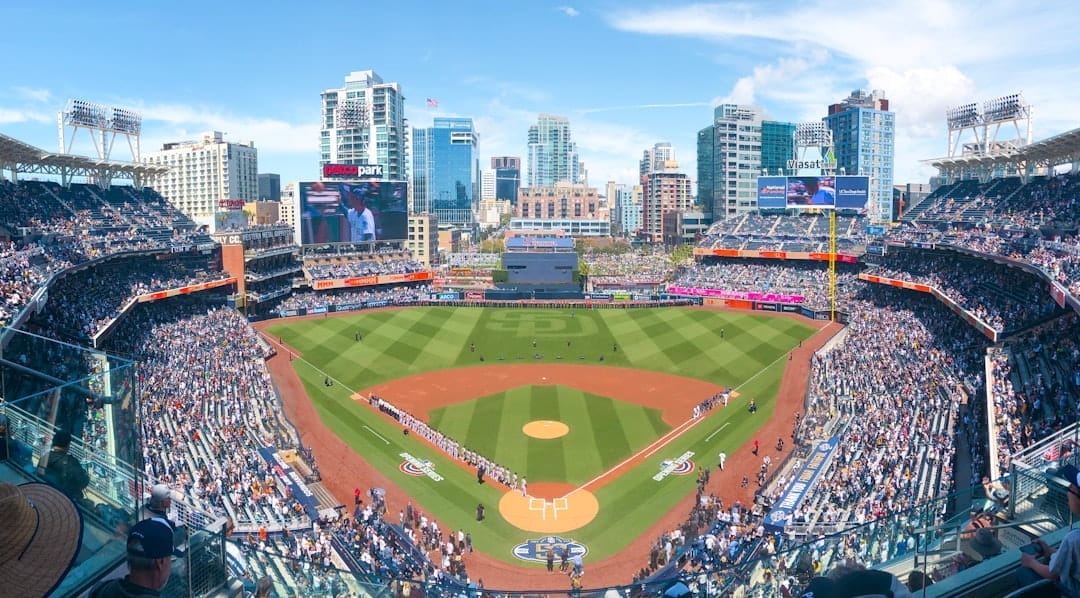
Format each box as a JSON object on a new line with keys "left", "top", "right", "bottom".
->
{"left": 268, "top": 307, "right": 816, "bottom": 565}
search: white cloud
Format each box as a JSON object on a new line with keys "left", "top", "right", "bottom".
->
{"left": 0, "top": 107, "right": 51, "bottom": 125}
{"left": 608, "top": 0, "right": 1079, "bottom": 183}
{"left": 14, "top": 87, "right": 51, "bottom": 103}
{"left": 558, "top": 6, "right": 580, "bottom": 17}
{"left": 126, "top": 101, "right": 318, "bottom": 154}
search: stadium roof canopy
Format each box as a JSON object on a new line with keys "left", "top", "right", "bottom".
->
{"left": 924, "top": 126, "right": 1080, "bottom": 179}
{"left": 0, "top": 132, "right": 168, "bottom": 187}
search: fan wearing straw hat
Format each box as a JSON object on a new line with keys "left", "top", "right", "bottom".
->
{"left": 0, "top": 482, "right": 84, "bottom": 597}
{"left": 37, "top": 430, "right": 90, "bottom": 503}
{"left": 90, "top": 517, "right": 174, "bottom": 597}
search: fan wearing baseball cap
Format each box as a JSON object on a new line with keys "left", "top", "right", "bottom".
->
{"left": 90, "top": 517, "right": 174, "bottom": 596}
{"left": 1016, "top": 464, "right": 1080, "bottom": 596}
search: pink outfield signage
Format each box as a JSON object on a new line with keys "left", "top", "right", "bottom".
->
{"left": 666, "top": 286, "right": 806, "bottom": 303}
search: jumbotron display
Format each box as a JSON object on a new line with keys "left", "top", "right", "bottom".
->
{"left": 299, "top": 180, "right": 408, "bottom": 244}
{"left": 757, "top": 175, "right": 869, "bottom": 209}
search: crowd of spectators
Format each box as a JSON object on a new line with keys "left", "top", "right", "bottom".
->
{"left": 0, "top": 180, "right": 207, "bottom": 327}
{"left": 987, "top": 314, "right": 1080, "bottom": 475}
{"left": 869, "top": 248, "right": 1061, "bottom": 333}
{"left": 33, "top": 255, "right": 225, "bottom": 338}
{"left": 275, "top": 284, "right": 432, "bottom": 313}
{"left": 305, "top": 254, "right": 424, "bottom": 281}
{"left": 104, "top": 301, "right": 313, "bottom": 533}
{"left": 641, "top": 285, "right": 993, "bottom": 596}
{"left": 697, "top": 213, "right": 868, "bottom": 253}
{"left": 584, "top": 248, "right": 678, "bottom": 286}
{"left": 671, "top": 259, "right": 859, "bottom": 309}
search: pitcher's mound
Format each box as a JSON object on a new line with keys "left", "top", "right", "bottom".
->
{"left": 499, "top": 488, "right": 599, "bottom": 533}
{"left": 522, "top": 420, "right": 569, "bottom": 439}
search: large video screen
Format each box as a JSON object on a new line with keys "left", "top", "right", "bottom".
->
{"left": 757, "top": 175, "right": 869, "bottom": 210}
{"left": 299, "top": 180, "right": 407, "bottom": 244}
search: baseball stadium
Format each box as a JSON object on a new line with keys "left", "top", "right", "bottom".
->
{"left": 1, "top": 98, "right": 1080, "bottom": 598}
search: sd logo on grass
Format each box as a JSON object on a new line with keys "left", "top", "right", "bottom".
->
{"left": 512, "top": 536, "right": 588, "bottom": 563}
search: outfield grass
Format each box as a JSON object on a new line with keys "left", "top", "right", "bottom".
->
{"left": 428, "top": 385, "right": 670, "bottom": 485}
{"left": 268, "top": 307, "right": 816, "bottom": 564}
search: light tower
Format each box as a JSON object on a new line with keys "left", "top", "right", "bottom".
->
{"left": 946, "top": 92, "right": 1032, "bottom": 158}
{"left": 793, "top": 121, "right": 835, "bottom": 170}
{"left": 795, "top": 121, "right": 840, "bottom": 319}
{"left": 58, "top": 99, "right": 143, "bottom": 188}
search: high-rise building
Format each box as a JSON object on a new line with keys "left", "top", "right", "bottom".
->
{"left": 142, "top": 131, "right": 258, "bottom": 228}
{"left": 605, "top": 181, "right": 642, "bottom": 237}
{"left": 697, "top": 104, "right": 764, "bottom": 220}
{"left": 760, "top": 121, "right": 796, "bottom": 175}
{"left": 526, "top": 114, "right": 584, "bottom": 187}
{"left": 257, "top": 173, "right": 281, "bottom": 202}
{"left": 480, "top": 170, "right": 497, "bottom": 200}
{"left": 412, "top": 117, "right": 479, "bottom": 225}
{"left": 824, "top": 89, "right": 895, "bottom": 220}
{"left": 639, "top": 142, "right": 674, "bottom": 178}
{"left": 320, "top": 70, "right": 407, "bottom": 181}
{"left": 491, "top": 156, "right": 521, "bottom": 203}
{"left": 642, "top": 161, "right": 692, "bottom": 243}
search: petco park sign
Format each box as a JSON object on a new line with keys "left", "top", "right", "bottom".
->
{"left": 322, "top": 163, "right": 384, "bottom": 178}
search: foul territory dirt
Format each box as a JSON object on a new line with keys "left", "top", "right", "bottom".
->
{"left": 256, "top": 311, "right": 837, "bottom": 591}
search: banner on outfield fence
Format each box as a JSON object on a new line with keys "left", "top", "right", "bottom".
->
{"left": 765, "top": 437, "right": 838, "bottom": 530}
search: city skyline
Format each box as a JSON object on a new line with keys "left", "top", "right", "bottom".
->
{"left": 0, "top": 1, "right": 1076, "bottom": 192}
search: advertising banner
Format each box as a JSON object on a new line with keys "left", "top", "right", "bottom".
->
{"left": 137, "top": 277, "right": 237, "bottom": 302}
{"left": 584, "top": 292, "right": 613, "bottom": 300}
{"left": 757, "top": 302, "right": 778, "bottom": 311}
{"left": 765, "top": 437, "right": 838, "bottom": 530}
{"left": 834, "top": 176, "right": 870, "bottom": 210}
{"left": 310, "top": 306, "right": 327, "bottom": 315}
{"left": 465, "top": 291, "right": 484, "bottom": 300}
{"left": 612, "top": 292, "right": 632, "bottom": 301}
{"left": 311, "top": 270, "right": 434, "bottom": 291}
{"left": 299, "top": 180, "right": 408, "bottom": 244}
{"left": 436, "top": 292, "right": 461, "bottom": 301}
{"left": 799, "top": 306, "right": 817, "bottom": 319}
{"left": 756, "top": 176, "right": 789, "bottom": 209}
{"left": 858, "top": 273, "right": 931, "bottom": 293}
{"left": 665, "top": 286, "right": 806, "bottom": 304}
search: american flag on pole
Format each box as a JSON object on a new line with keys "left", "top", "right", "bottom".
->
{"left": 426, "top": 98, "right": 439, "bottom": 108}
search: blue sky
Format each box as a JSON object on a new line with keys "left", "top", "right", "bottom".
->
{"left": 1, "top": 0, "right": 1076, "bottom": 190}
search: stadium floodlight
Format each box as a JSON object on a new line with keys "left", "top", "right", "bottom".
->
{"left": 946, "top": 103, "right": 981, "bottom": 129}
{"left": 110, "top": 107, "right": 142, "bottom": 135}
{"left": 64, "top": 99, "right": 109, "bottom": 129}
{"left": 795, "top": 122, "right": 831, "bottom": 148}
{"left": 982, "top": 92, "right": 1027, "bottom": 123}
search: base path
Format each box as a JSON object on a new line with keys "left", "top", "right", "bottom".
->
{"left": 256, "top": 310, "right": 839, "bottom": 591}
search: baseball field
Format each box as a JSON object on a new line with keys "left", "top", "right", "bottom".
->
{"left": 267, "top": 306, "right": 817, "bottom": 567}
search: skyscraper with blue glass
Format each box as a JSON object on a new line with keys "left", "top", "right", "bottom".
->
{"left": 412, "top": 118, "right": 479, "bottom": 225}
{"left": 824, "top": 90, "right": 895, "bottom": 221}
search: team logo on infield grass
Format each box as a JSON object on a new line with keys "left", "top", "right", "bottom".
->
{"left": 655, "top": 451, "right": 696, "bottom": 480}
{"left": 512, "top": 536, "right": 588, "bottom": 563}
{"left": 398, "top": 453, "right": 443, "bottom": 481}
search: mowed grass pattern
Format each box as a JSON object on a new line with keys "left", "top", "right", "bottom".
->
{"left": 267, "top": 307, "right": 818, "bottom": 563}
{"left": 428, "top": 385, "right": 669, "bottom": 486}
{"left": 269, "top": 307, "right": 813, "bottom": 391}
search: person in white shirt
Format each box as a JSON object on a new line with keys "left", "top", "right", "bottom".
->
{"left": 344, "top": 186, "right": 376, "bottom": 242}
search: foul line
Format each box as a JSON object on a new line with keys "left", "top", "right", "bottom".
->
{"left": 569, "top": 341, "right": 819, "bottom": 499}
{"left": 364, "top": 425, "right": 390, "bottom": 445}
{"left": 705, "top": 422, "right": 731, "bottom": 443}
